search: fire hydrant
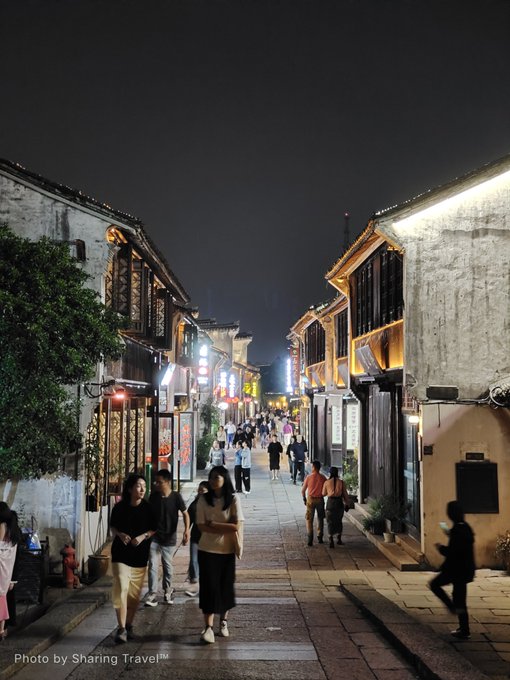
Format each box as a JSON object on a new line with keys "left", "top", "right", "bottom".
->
{"left": 61, "top": 544, "right": 81, "bottom": 589}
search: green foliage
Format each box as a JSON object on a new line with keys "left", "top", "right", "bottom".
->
{"left": 342, "top": 454, "right": 359, "bottom": 494}
{"left": 0, "top": 225, "right": 125, "bottom": 479}
{"left": 197, "top": 434, "right": 216, "bottom": 470}
{"left": 362, "top": 494, "right": 409, "bottom": 533}
{"left": 199, "top": 397, "right": 220, "bottom": 436}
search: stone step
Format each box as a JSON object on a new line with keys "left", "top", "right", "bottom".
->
{"left": 394, "top": 533, "right": 426, "bottom": 564}
{"left": 346, "top": 508, "right": 422, "bottom": 571}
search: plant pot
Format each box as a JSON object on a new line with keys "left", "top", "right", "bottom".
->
{"left": 87, "top": 554, "right": 110, "bottom": 581}
{"left": 383, "top": 532, "right": 395, "bottom": 543}
{"left": 370, "top": 523, "right": 384, "bottom": 535}
{"left": 385, "top": 518, "right": 404, "bottom": 534}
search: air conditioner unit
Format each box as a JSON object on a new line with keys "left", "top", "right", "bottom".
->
{"left": 355, "top": 345, "right": 383, "bottom": 376}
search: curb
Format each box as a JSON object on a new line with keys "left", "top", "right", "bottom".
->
{"left": 0, "top": 576, "right": 112, "bottom": 680}
{"left": 340, "top": 582, "right": 490, "bottom": 680}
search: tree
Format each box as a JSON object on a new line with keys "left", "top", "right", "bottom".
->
{"left": 0, "top": 225, "right": 124, "bottom": 479}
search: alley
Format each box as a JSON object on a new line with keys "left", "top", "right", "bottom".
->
{"left": 8, "top": 449, "right": 419, "bottom": 680}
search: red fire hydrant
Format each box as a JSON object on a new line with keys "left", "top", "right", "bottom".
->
{"left": 61, "top": 544, "right": 81, "bottom": 589}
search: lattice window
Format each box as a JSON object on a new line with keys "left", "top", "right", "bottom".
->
{"left": 381, "top": 248, "right": 403, "bottom": 326}
{"left": 336, "top": 309, "right": 348, "bottom": 358}
{"left": 155, "top": 289, "right": 166, "bottom": 338}
{"left": 131, "top": 259, "right": 143, "bottom": 329}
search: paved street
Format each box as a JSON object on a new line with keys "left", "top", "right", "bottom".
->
{"left": 7, "top": 447, "right": 510, "bottom": 680}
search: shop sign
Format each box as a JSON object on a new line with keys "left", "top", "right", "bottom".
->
{"left": 331, "top": 405, "right": 342, "bottom": 444}
{"left": 346, "top": 402, "right": 360, "bottom": 450}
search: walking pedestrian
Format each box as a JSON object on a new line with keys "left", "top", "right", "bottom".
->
{"left": 322, "top": 467, "right": 350, "bottom": 547}
{"left": 226, "top": 421, "right": 236, "bottom": 449}
{"left": 110, "top": 474, "right": 157, "bottom": 643}
{"left": 0, "top": 503, "right": 21, "bottom": 641}
{"left": 429, "top": 500, "right": 475, "bottom": 639}
{"left": 302, "top": 460, "right": 327, "bottom": 546}
{"left": 145, "top": 469, "right": 190, "bottom": 607}
{"left": 244, "top": 425, "right": 255, "bottom": 449}
{"left": 216, "top": 426, "right": 226, "bottom": 450}
{"left": 209, "top": 440, "right": 226, "bottom": 467}
{"left": 233, "top": 440, "right": 243, "bottom": 493}
{"left": 286, "top": 435, "right": 296, "bottom": 480}
{"left": 259, "top": 420, "right": 269, "bottom": 449}
{"left": 196, "top": 466, "right": 244, "bottom": 644}
{"left": 186, "top": 481, "right": 209, "bottom": 597}
{"left": 241, "top": 440, "right": 252, "bottom": 494}
{"left": 282, "top": 421, "right": 293, "bottom": 447}
{"left": 267, "top": 434, "right": 283, "bottom": 480}
{"left": 291, "top": 434, "right": 308, "bottom": 484}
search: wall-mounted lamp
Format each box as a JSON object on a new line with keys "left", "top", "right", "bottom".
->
{"left": 408, "top": 414, "right": 420, "bottom": 425}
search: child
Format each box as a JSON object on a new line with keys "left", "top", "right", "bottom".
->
{"left": 185, "top": 481, "right": 209, "bottom": 597}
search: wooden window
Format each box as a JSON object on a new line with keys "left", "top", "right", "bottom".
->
{"left": 306, "top": 320, "right": 325, "bottom": 365}
{"left": 336, "top": 309, "right": 348, "bottom": 358}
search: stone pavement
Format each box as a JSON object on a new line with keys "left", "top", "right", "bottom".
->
{"left": 1, "top": 447, "right": 509, "bottom": 680}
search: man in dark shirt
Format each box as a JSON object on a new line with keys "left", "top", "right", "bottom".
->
{"left": 145, "top": 469, "right": 190, "bottom": 606}
{"left": 291, "top": 434, "right": 308, "bottom": 484}
{"left": 429, "top": 500, "right": 475, "bottom": 639}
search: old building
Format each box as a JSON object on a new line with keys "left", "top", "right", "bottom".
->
{"left": 0, "top": 159, "right": 197, "bottom": 565}
{"left": 293, "top": 152, "right": 510, "bottom": 567}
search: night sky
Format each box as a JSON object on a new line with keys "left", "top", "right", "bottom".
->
{"left": 1, "top": 0, "right": 510, "bottom": 363}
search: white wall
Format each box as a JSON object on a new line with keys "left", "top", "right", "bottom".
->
{"left": 380, "top": 170, "right": 510, "bottom": 401}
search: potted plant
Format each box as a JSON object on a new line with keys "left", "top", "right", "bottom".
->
{"left": 495, "top": 531, "right": 510, "bottom": 571}
{"left": 361, "top": 497, "right": 386, "bottom": 535}
{"left": 379, "top": 494, "right": 409, "bottom": 534}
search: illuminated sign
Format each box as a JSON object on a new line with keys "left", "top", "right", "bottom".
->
{"left": 197, "top": 344, "right": 209, "bottom": 385}
{"left": 290, "top": 346, "right": 300, "bottom": 394}
{"left": 219, "top": 371, "right": 227, "bottom": 398}
{"left": 228, "top": 374, "right": 236, "bottom": 398}
{"left": 286, "top": 356, "right": 292, "bottom": 394}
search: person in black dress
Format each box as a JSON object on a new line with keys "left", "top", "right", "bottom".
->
{"left": 267, "top": 434, "right": 283, "bottom": 480}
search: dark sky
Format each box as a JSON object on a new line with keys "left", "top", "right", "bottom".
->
{"left": 1, "top": 0, "right": 510, "bottom": 363}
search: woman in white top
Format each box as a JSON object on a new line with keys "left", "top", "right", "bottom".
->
{"left": 196, "top": 466, "right": 244, "bottom": 644}
{"left": 0, "top": 503, "right": 21, "bottom": 641}
{"left": 216, "top": 426, "right": 227, "bottom": 450}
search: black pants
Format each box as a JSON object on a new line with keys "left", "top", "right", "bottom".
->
{"left": 241, "top": 468, "right": 251, "bottom": 492}
{"left": 234, "top": 465, "right": 242, "bottom": 493}
{"left": 429, "top": 573, "right": 469, "bottom": 633}
{"left": 293, "top": 461, "right": 305, "bottom": 483}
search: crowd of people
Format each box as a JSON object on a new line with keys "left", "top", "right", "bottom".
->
{"left": 1, "top": 412, "right": 475, "bottom": 649}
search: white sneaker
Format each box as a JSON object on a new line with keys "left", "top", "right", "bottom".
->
{"left": 144, "top": 593, "right": 158, "bottom": 607}
{"left": 185, "top": 589, "right": 198, "bottom": 597}
{"left": 201, "top": 626, "right": 215, "bottom": 644}
{"left": 164, "top": 589, "right": 175, "bottom": 604}
{"left": 218, "top": 619, "right": 229, "bottom": 637}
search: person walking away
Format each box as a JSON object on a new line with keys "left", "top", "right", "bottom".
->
{"left": 226, "top": 421, "right": 236, "bottom": 449}
{"left": 233, "top": 441, "right": 243, "bottom": 493}
{"left": 186, "top": 481, "right": 209, "bottom": 596}
{"left": 291, "top": 434, "right": 308, "bottom": 484}
{"left": 282, "top": 421, "right": 293, "bottom": 447}
{"left": 196, "top": 467, "right": 244, "bottom": 643}
{"left": 286, "top": 435, "right": 296, "bottom": 480}
{"left": 259, "top": 420, "right": 269, "bottom": 449}
{"left": 429, "top": 500, "right": 475, "bottom": 639}
{"left": 302, "top": 460, "right": 327, "bottom": 546}
{"left": 0, "top": 503, "right": 21, "bottom": 641}
{"left": 110, "top": 474, "right": 157, "bottom": 643}
{"left": 209, "top": 440, "right": 225, "bottom": 467}
{"left": 216, "top": 426, "right": 226, "bottom": 450}
{"left": 322, "top": 467, "right": 350, "bottom": 547}
{"left": 267, "top": 434, "right": 283, "bottom": 480}
{"left": 145, "top": 469, "right": 190, "bottom": 607}
{"left": 240, "top": 440, "right": 252, "bottom": 494}
{"left": 244, "top": 425, "right": 255, "bottom": 449}
{"left": 233, "top": 427, "right": 247, "bottom": 448}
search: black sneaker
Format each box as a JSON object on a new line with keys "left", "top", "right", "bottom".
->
{"left": 115, "top": 627, "right": 127, "bottom": 644}
{"left": 451, "top": 628, "right": 471, "bottom": 640}
{"left": 126, "top": 624, "right": 134, "bottom": 640}
{"left": 318, "top": 536, "right": 324, "bottom": 544}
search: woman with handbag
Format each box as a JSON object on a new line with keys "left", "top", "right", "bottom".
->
{"left": 322, "top": 467, "right": 350, "bottom": 547}
{"left": 196, "top": 466, "right": 244, "bottom": 644}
